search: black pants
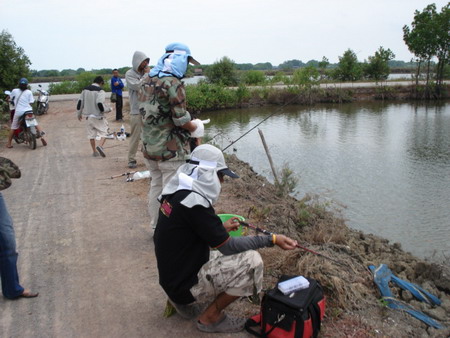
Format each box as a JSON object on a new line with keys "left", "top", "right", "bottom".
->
{"left": 115, "top": 95, "right": 123, "bottom": 120}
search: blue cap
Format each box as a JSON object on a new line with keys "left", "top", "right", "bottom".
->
{"left": 19, "top": 78, "right": 28, "bottom": 85}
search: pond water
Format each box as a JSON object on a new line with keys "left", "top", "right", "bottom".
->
{"left": 207, "top": 101, "right": 450, "bottom": 260}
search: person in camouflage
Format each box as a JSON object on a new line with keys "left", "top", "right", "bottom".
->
{"left": 153, "top": 145, "right": 298, "bottom": 333}
{"left": 138, "top": 43, "right": 205, "bottom": 233}
{"left": 0, "top": 157, "right": 39, "bottom": 299}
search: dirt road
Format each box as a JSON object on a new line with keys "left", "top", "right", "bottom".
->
{"left": 0, "top": 100, "right": 246, "bottom": 337}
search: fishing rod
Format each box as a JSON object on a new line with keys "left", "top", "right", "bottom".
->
{"left": 239, "top": 220, "right": 347, "bottom": 267}
{"left": 109, "top": 171, "right": 137, "bottom": 179}
{"left": 221, "top": 93, "right": 302, "bottom": 152}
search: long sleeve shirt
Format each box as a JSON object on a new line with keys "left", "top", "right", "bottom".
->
{"left": 110, "top": 76, "right": 124, "bottom": 96}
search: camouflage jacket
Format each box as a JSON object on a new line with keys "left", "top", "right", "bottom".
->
{"left": 138, "top": 76, "right": 191, "bottom": 161}
{"left": 0, "top": 157, "right": 21, "bottom": 191}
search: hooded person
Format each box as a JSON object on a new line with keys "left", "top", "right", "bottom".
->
{"left": 138, "top": 43, "right": 205, "bottom": 234}
{"left": 153, "top": 144, "right": 298, "bottom": 334}
{"left": 125, "top": 51, "right": 150, "bottom": 168}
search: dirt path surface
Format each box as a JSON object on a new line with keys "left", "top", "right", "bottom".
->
{"left": 1, "top": 98, "right": 449, "bottom": 338}
{"left": 0, "top": 100, "right": 245, "bottom": 337}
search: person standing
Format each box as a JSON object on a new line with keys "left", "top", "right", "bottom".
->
{"left": 6, "top": 78, "right": 47, "bottom": 148}
{"left": 3, "top": 90, "right": 14, "bottom": 123}
{"left": 76, "top": 76, "right": 112, "bottom": 157}
{"left": 154, "top": 145, "right": 298, "bottom": 333}
{"left": 0, "top": 157, "right": 39, "bottom": 299}
{"left": 110, "top": 69, "right": 124, "bottom": 121}
{"left": 125, "top": 51, "right": 150, "bottom": 169}
{"left": 139, "top": 43, "right": 204, "bottom": 233}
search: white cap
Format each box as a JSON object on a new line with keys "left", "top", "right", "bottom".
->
{"left": 4, "top": 90, "right": 11, "bottom": 96}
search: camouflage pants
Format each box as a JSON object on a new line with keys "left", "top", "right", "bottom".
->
{"left": 190, "top": 250, "right": 263, "bottom": 303}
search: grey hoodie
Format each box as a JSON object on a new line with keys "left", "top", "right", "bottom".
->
{"left": 125, "top": 51, "right": 149, "bottom": 115}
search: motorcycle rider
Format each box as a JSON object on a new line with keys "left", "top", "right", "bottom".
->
{"left": 6, "top": 78, "right": 47, "bottom": 148}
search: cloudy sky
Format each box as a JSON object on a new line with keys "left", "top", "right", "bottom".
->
{"left": 1, "top": 0, "right": 447, "bottom": 71}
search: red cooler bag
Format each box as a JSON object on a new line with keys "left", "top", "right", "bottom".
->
{"left": 245, "top": 276, "right": 326, "bottom": 338}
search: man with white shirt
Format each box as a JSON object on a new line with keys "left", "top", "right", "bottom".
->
{"left": 6, "top": 78, "right": 47, "bottom": 148}
{"left": 76, "top": 76, "right": 112, "bottom": 157}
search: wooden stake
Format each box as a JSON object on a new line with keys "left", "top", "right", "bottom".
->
{"left": 258, "top": 128, "right": 279, "bottom": 185}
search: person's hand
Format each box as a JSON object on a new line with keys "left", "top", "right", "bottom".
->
{"left": 114, "top": 81, "right": 119, "bottom": 86}
{"left": 223, "top": 216, "right": 240, "bottom": 232}
{"left": 274, "top": 234, "right": 298, "bottom": 250}
{"left": 78, "top": 115, "right": 82, "bottom": 121}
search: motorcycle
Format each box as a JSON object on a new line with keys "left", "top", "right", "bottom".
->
{"left": 36, "top": 84, "right": 49, "bottom": 115}
{"left": 13, "top": 110, "right": 40, "bottom": 150}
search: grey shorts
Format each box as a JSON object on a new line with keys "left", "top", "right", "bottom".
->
{"left": 190, "top": 250, "right": 264, "bottom": 302}
{"left": 86, "top": 116, "right": 109, "bottom": 139}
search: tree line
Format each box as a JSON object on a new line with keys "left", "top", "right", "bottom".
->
{"left": 30, "top": 58, "right": 418, "bottom": 79}
{"left": 1, "top": 2, "right": 448, "bottom": 95}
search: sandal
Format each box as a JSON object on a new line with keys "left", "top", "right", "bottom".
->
{"left": 168, "top": 299, "right": 202, "bottom": 319}
{"left": 197, "top": 314, "right": 246, "bottom": 333}
{"left": 19, "top": 289, "right": 39, "bottom": 298}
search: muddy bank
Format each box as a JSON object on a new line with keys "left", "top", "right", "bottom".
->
{"left": 215, "top": 155, "right": 450, "bottom": 337}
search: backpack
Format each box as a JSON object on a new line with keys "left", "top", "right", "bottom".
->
{"left": 245, "top": 276, "right": 326, "bottom": 338}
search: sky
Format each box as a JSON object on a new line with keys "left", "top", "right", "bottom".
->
{"left": 1, "top": 0, "right": 448, "bottom": 71}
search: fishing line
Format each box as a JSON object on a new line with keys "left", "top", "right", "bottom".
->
{"left": 239, "top": 221, "right": 348, "bottom": 267}
{"left": 221, "top": 92, "right": 302, "bottom": 152}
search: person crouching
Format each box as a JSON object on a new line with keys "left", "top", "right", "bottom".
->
{"left": 153, "top": 144, "right": 298, "bottom": 333}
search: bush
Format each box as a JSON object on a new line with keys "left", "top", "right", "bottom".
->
{"left": 48, "top": 72, "right": 99, "bottom": 94}
{"left": 48, "top": 80, "right": 79, "bottom": 94}
{"left": 292, "top": 66, "right": 320, "bottom": 87}
{"left": 241, "top": 70, "right": 267, "bottom": 85}
{"left": 275, "top": 163, "right": 299, "bottom": 197}
{"left": 270, "top": 71, "right": 289, "bottom": 85}
{"left": 205, "top": 57, "right": 239, "bottom": 86}
{"left": 186, "top": 83, "right": 235, "bottom": 111}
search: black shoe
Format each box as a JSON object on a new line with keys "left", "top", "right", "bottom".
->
{"left": 96, "top": 146, "right": 106, "bottom": 157}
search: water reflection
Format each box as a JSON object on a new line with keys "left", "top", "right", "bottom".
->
{"left": 207, "top": 101, "right": 450, "bottom": 260}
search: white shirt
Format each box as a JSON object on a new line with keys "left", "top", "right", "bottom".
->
{"left": 10, "top": 88, "right": 34, "bottom": 116}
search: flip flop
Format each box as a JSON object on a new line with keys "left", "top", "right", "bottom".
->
{"left": 20, "top": 289, "right": 39, "bottom": 298}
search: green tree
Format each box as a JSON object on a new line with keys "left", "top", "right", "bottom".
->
{"left": 403, "top": 3, "right": 450, "bottom": 86}
{"left": 364, "top": 47, "right": 396, "bottom": 82}
{"left": 0, "top": 30, "right": 31, "bottom": 92}
{"left": 254, "top": 62, "right": 273, "bottom": 70}
{"left": 118, "top": 66, "right": 131, "bottom": 75}
{"left": 305, "top": 59, "right": 319, "bottom": 68}
{"left": 333, "top": 49, "right": 363, "bottom": 81}
{"left": 278, "top": 59, "right": 305, "bottom": 70}
{"left": 205, "top": 57, "right": 239, "bottom": 86}
{"left": 291, "top": 66, "right": 320, "bottom": 88}
{"left": 318, "top": 56, "right": 330, "bottom": 80}
{"left": 60, "top": 69, "right": 77, "bottom": 77}
{"left": 236, "top": 63, "right": 254, "bottom": 71}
